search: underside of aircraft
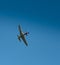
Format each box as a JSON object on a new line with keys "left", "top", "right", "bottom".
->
{"left": 17, "top": 25, "right": 29, "bottom": 46}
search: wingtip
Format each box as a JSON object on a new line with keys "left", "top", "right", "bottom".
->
{"left": 18, "top": 24, "right": 20, "bottom": 28}
{"left": 26, "top": 44, "right": 28, "bottom": 46}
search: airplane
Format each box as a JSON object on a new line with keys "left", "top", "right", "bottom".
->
{"left": 17, "top": 25, "right": 29, "bottom": 46}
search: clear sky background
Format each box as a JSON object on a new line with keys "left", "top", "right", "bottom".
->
{"left": 0, "top": 0, "right": 60, "bottom": 65}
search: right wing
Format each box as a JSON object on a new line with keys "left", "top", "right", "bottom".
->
{"left": 21, "top": 35, "right": 28, "bottom": 46}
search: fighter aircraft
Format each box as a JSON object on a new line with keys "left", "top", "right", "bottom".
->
{"left": 17, "top": 25, "right": 29, "bottom": 46}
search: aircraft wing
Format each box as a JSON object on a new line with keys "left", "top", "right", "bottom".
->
{"left": 21, "top": 35, "right": 28, "bottom": 46}
{"left": 18, "top": 25, "right": 22, "bottom": 34}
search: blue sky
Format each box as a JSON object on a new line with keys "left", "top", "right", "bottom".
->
{"left": 0, "top": 0, "right": 60, "bottom": 65}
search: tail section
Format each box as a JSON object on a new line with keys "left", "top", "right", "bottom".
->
{"left": 24, "top": 32, "right": 29, "bottom": 36}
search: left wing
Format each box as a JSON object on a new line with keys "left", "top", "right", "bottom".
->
{"left": 21, "top": 35, "right": 28, "bottom": 46}
{"left": 18, "top": 25, "right": 22, "bottom": 34}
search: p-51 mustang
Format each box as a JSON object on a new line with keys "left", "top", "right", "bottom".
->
{"left": 17, "top": 25, "right": 29, "bottom": 46}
